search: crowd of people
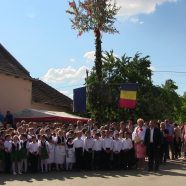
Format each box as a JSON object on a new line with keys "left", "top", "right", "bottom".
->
{"left": 0, "top": 116, "right": 186, "bottom": 175}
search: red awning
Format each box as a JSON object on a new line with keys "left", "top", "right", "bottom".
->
{"left": 14, "top": 108, "right": 89, "bottom": 123}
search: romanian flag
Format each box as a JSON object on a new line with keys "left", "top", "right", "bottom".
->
{"left": 119, "top": 83, "right": 138, "bottom": 109}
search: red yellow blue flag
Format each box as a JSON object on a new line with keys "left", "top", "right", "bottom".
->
{"left": 119, "top": 83, "right": 138, "bottom": 109}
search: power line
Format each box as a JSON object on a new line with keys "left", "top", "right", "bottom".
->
{"left": 153, "top": 70, "right": 186, "bottom": 74}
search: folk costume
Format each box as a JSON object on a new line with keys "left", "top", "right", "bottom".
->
{"left": 11, "top": 142, "right": 22, "bottom": 175}
{"left": 20, "top": 140, "right": 29, "bottom": 173}
{"left": 47, "top": 139, "right": 55, "bottom": 171}
{"left": 55, "top": 136, "right": 66, "bottom": 170}
{"left": 132, "top": 126, "right": 146, "bottom": 159}
{"left": 66, "top": 138, "right": 75, "bottom": 170}
{"left": 39, "top": 140, "right": 49, "bottom": 172}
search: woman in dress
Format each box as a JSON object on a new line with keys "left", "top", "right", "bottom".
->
{"left": 11, "top": 135, "right": 22, "bottom": 175}
{"left": 54, "top": 130, "right": 66, "bottom": 171}
{"left": 66, "top": 137, "right": 75, "bottom": 171}
{"left": 39, "top": 135, "right": 49, "bottom": 173}
{"left": 20, "top": 133, "right": 29, "bottom": 173}
{"left": 47, "top": 136, "right": 55, "bottom": 171}
{"left": 132, "top": 118, "right": 147, "bottom": 169}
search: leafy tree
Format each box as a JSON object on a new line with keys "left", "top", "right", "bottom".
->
{"left": 86, "top": 51, "right": 153, "bottom": 122}
{"left": 161, "top": 79, "right": 181, "bottom": 121}
{"left": 86, "top": 51, "right": 182, "bottom": 122}
{"left": 174, "top": 92, "right": 186, "bottom": 123}
{"left": 67, "top": 1, "right": 120, "bottom": 121}
{"left": 66, "top": 0, "right": 120, "bottom": 81}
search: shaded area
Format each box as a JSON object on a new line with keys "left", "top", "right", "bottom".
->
{"left": 0, "top": 160, "right": 185, "bottom": 185}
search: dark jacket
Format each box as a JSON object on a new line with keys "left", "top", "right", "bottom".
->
{"left": 144, "top": 127, "right": 162, "bottom": 148}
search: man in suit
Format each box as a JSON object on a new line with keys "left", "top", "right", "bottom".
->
{"left": 144, "top": 120, "right": 162, "bottom": 171}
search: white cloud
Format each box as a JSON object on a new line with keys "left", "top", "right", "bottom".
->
{"left": 42, "top": 66, "right": 88, "bottom": 83}
{"left": 84, "top": 51, "right": 119, "bottom": 62}
{"left": 149, "top": 65, "right": 156, "bottom": 71}
{"left": 130, "top": 17, "right": 144, "bottom": 24}
{"left": 69, "top": 58, "right": 76, "bottom": 63}
{"left": 84, "top": 51, "right": 95, "bottom": 62}
{"left": 116, "top": 0, "right": 177, "bottom": 19}
{"left": 60, "top": 90, "right": 73, "bottom": 99}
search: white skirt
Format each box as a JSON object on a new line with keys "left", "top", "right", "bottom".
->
{"left": 66, "top": 148, "right": 75, "bottom": 163}
{"left": 54, "top": 145, "right": 66, "bottom": 164}
{"left": 47, "top": 144, "right": 55, "bottom": 164}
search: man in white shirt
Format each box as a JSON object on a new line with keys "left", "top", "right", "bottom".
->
{"left": 144, "top": 120, "right": 162, "bottom": 172}
{"left": 4, "top": 134, "right": 12, "bottom": 173}
{"left": 84, "top": 131, "right": 94, "bottom": 170}
{"left": 122, "top": 132, "right": 133, "bottom": 170}
{"left": 92, "top": 132, "right": 102, "bottom": 170}
{"left": 28, "top": 135, "right": 39, "bottom": 173}
{"left": 113, "top": 132, "right": 123, "bottom": 169}
{"left": 102, "top": 130, "right": 113, "bottom": 169}
{"left": 73, "top": 131, "right": 84, "bottom": 170}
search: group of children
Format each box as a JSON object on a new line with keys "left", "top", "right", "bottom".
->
{"left": 0, "top": 119, "right": 185, "bottom": 175}
{"left": 0, "top": 120, "right": 135, "bottom": 174}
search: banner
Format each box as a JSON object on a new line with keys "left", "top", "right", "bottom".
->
{"left": 73, "top": 87, "right": 86, "bottom": 113}
{"left": 119, "top": 83, "right": 138, "bottom": 109}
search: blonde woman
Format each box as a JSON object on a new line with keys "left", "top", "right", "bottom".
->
{"left": 132, "top": 118, "right": 146, "bottom": 169}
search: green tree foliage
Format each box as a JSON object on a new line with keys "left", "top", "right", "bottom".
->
{"left": 66, "top": 0, "right": 120, "bottom": 81}
{"left": 161, "top": 79, "right": 181, "bottom": 120}
{"left": 86, "top": 51, "right": 182, "bottom": 122}
{"left": 176, "top": 92, "right": 186, "bottom": 123}
{"left": 67, "top": 1, "right": 120, "bottom": 121}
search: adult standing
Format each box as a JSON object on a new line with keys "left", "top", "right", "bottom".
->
{"left": 5, "top": 111, "right": 15, "bottom": 129}
{"left": 165, "top": 119, "right": 175, "bottom": 159}
{"left": 174, "top": 123, "right": 182, "bottom": 159}
{"left": 0, "top": 111, "right": 4, "bottom": 128}
{"left": 183, "top": 124, "right": 186, "bottom": 161}
{"left": 132, "top": 118, "right": 146, "bottom": 170}
{"left": 144, "top": 120, "right": 162, "bottom": 171}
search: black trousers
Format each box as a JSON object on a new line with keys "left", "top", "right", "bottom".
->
{"left": 147, "top": 143, "right": 160, "bottom": 171}
{"left": 174, "top": 137, "right": 181, "bottom": 158}
{"left": 4, "top": 152, "right": 11, "bottom": 173}
{"left": 113, "top": 152, "right": 121, "bottom": 170}
{"left": 102, "top": 150, "right": 112, "bottom": 169}
{"left": 160, "top": 143, "right": 169, "bottom": 163}
{"left": 93, "top": 151, "right": 102, "bottom": 170}
{"left": 84, "top": 150, "right": 93, "bottom": 170}
{"left": 123, "top": 150, "right": 132, "bottom": 169}
{"left": 75, "top": 148, "right": 84, "bottom": 170}
{"left": 29, "top": 153, "right": 38, "bottom": 173}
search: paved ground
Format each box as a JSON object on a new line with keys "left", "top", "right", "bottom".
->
{"left": 1, "top": 159, "right": 186, "bottom": 186}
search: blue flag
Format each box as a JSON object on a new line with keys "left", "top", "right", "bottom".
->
{"left": 73, "top": 87, "right": 86, "bottom": 113}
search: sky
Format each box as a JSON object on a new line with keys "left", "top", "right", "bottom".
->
{"left": 0, "top": 0, "right": 186, "bottom": 98}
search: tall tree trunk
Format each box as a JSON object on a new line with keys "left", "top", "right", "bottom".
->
{"left": 95, "top": 29, "right": 102, "bottom": 82}
{"left": 94, "top": 28, "right": 102, "bottom": 123}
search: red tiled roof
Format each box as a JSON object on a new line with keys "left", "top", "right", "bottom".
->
{"left": 0, "top": 43, "right": 31, "bottom": 79}
{"left": 32, "top": 78, "right": 73, "bottom": 110}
